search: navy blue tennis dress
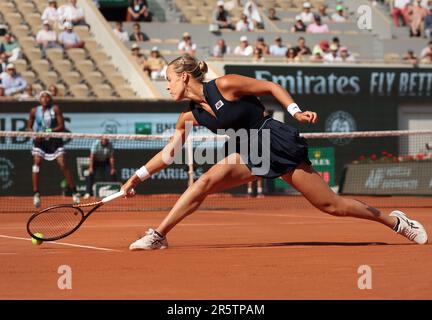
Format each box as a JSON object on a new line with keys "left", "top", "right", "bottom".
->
{"left": 189, "top": 79, "right": 311, "bottom": 178}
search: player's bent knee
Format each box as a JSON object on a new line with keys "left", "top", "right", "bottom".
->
{"left": 194, "top": 174, "right": 213, "bottom": 193}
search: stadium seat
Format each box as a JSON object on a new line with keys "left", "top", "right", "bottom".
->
{"left": 118, "top": 85, "right": 137, "bottom": 99}
{"left": 16, "top": 2, "right": 36, "bottom": 15}
{"left": 14, "top": 25, "right": 31, "bottom": 38}
{"left": 69, "top": 84, "right": 89, "bottom": 98}
{"left": 62, "top": 71, "right": 81, "bottom": 85}
{"left": 85, "top": 71, "right": 104, "bottom": 85}
{"left": 26, "top": 13, "right": 43, "bottom": 32}
{"left": 98, "top": 62, "right": 118, "bottom": 77}
{"left": 23, "top": 47, "right": 42, "bottom": 61}
{"left": 39, "top": 71, "right": 58, "bottom": 87}
{"left": 14, "top": 59, "right": 28, "bottom": 74}
{"left": 83, "top": 38, "right": 98, "bottom": 52}
{"left": 4, "top": 13, "right": 22, "bottom": 27}
{"left": 52, "top": 59, "right": 73, "bottom": 74}
{"left": 45, "top": 48, "right": 64, "bottom": 62}
{"left": 74, "top": 25, "right": 91, "bottom": 40}
{"left": 75, "top": 60, "right": 95, "bottom": 74}
{"left": 0, "top": 2, "right": 16, "bottom": 15}
{"left": 22, "top": 71, "right": 36, "bottom": 84}
{"left": 67, "top": 48, "right": 87, "bottom": 63}
{"left": 32, "top": 59, "right": 51, "bottom": 74}
{"left": 20, "top": 36, "right": 38, "bottom": 49}
{"left": 93, "top": 84, "right": 114, "bottom": 98}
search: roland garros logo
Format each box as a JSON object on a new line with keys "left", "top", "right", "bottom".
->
{"left": 0, "top": 157, "right": 14, "bottom": 190}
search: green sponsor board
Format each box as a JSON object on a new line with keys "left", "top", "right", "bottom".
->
{"left": 135, "top": 122, "right": 152, "bottom": 135}
{"left": 275, "top": 147, "right": 335, "bottom": 190}
{"left": 93, "top": 182, "right": 122, "bottom": 198}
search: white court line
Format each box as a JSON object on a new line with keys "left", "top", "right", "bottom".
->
{"left": 0, "top": 234, "right": 122, "bottom": 252}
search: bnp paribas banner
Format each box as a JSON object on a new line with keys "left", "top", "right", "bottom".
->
{"left": 224, "top": 65, "right": 432, "bottom": 98}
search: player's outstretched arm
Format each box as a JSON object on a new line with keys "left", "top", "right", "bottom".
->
{"left": 216, "top": 74, "right": 318, "bottom": 124}
{"left": 122, "top": 111, "right": 196, "bottom": 197}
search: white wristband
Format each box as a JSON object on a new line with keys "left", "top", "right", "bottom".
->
{"left": 287, "top": 103, "right": 302, "bottom": 117}
{"left": 135, "top": 165, "right": 150, "bottom": 181}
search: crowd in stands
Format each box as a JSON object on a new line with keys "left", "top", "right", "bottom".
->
{"left": 390, "top": 0, "right": 432, "bottom": 38}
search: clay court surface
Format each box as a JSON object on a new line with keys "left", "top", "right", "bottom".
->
{"left": 0, "top": 195, "right": 431, "bottom": 300}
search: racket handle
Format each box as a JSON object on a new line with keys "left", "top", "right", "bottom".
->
{"left": 101, "top": 189, "right": 126, "bottom": 204}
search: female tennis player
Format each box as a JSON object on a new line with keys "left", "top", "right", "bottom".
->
{"left": 123, "top": 54, "right": 428, "bottom": 250}
{"left": 27, "top": 91, "right": 80, "bottom": 208}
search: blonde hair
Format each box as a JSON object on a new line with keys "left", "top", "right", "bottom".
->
{"left": 168, "top": 54, "right": 208, "bottom": 82}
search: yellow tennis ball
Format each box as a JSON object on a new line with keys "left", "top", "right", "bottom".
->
{"left": 31, "top": 233, "right": 44, "bottom": 246}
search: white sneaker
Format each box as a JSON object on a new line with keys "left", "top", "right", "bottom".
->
{"left": 390, "top": 210, "right": 428, "bottom": 244}
{"left": 129, "top": 228, "right": 168, "bottom": 251}
{"left": 33, "top": 192, "right": 41, "bottom": 208}
{"left": 72, "top": 192, "right": 80, "bottom": 204}
{"left": 83, "top": 193, "right": 91, "bottom": 199}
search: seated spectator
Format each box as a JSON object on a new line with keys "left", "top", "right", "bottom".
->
{"left": 332, "top": 37, "right": 341, "bottom": 52}
{"left": 236, "top": 13, "right": 254, "bottom": 31}
{"left": 0, "top": 52, "right": 7, "bottom": 73}
{"left": 285, "top": 48, "right": 299, "bottom": 63}
{"left": 410, "top": 0, "right": 428, "bottom": 37}
{"left": 84, "top": 138, "right": 117, "bottom": 199}
{"left": 59, "top": 22, "right": 85, "bottom": 49}
{"left": 252, "top": 47, "right": 265, "bottom": 62}
{"left": 58, "top": 0, "right": 87, "bottom": 26}
{"left": 312, "top": 40, "right": 330, "bottom": 57}
{"left": 254, "top": 36, "right": 269, "bottom": 55}
{"left": 41, "top": 0, "right": 59, "bottom": 26}
{"left": 129, "top": 23, "right": 149, "bottom": 42}
{"left": 323, "top": 44, "right": 340, "bottom": 62}
{"left": 234, "top": 36, "right": 253, "bottom": 56}
{"left": 143, "top": 47, "right": 167, "bottom": 80}
{"left": 0, "top": 33, "right": 22, "bottom": 62}
{"left": 127, "top": 0, "right": 152, "bottom": 22}
{"left": 318, "top": 4, "right": 331, "bottom": 22}
{"left": 244, "top": 1, "right": 264, "bottom": 29}
{"left": 19, "top": 84, "right": 36, "bottom": 100}
{"left": 403, "top": 49, "right": 418, "bottom": 64}
{"left": 292, "top": 15, "right": 306, "bottom": 32}
{"left": 335, "top": 47, "right": 355, "bottom": 62}
{"left": 178, "top": 32, "right": 197, "bottom": 56}
{"left": 131, "top": 43, "right": 146, "bottom": 67}
{"left": 113, "top": 21, "right": 129, "bottom": 43}
{"left": 213, "top": 39, "right": 231, "bottom": 58}
{"left": 267, "top": 7, "right": 279, "bottom": 21}
{"left": 420, "top": 40, "right": 432, "bottom": 62}
{"left": 0, "top": 63, "right": 27, "bottom": 96}
{"left": 310, "top": 50, "right": 323, "bottom": 62}
{"left": 293, "top": 37, "right": 312, "bottom": 57}
{"left": 269, "top": 36, "right": 288, "bottom": 56}
{"left": 49, "top": 84, "right": 59, "bottom": 97}
{"left": 300, "top": 2, "right": 314, "bottom": 24}
{"left": 332, "top": 5, "right": 347, "bottom": 22}
{"left": 425, "top": 6, "right": 432, "bottom": 38}
{"left": 391, "top": 0, "right": 411, "bottom": 27}
{"left": 307, "top": 15, "right": 330, "bottom": 33}
{"left": 37, "top": 21, "right": 59, "bottom": 49}
{"left": 212, "top": 1, "right": 234, "bottom": 30}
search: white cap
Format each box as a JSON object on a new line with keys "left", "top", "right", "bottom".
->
{"left": 295, "top": 15, "right": 302, "bottom": 20}
{"left": 6, "top": 63, "right": 15, "bottom": 70}
{"left": 131, "top": 43, "right": 139, "bottom": 50}
{"left": 151, "top": 46, "right": 159, "bottom": 52}
{"left": 240, "top": 35, "right": 248, "bottom": 42}
{"left": 43, "top": 20, "right": 50, "bottom": 25}
{"left": 303, "top": 2, "right": 311, "bottom": 8}
{"left": 64, "top": 21, "right": 73, "bottom": 29}
{"left": 217, "top": 0, "right": 224, "bottom": 6}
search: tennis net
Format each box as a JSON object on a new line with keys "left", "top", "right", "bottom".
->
{"left": 0, "top": 129, "right": 431, "bottom": 213}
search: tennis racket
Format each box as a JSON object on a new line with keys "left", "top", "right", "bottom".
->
{"left": 27, "top": 189, "right": 129, "bottom": 241}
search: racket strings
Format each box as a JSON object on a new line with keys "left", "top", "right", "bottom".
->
{"left": 29, "top": 207, "right": 83, "bottom": 239}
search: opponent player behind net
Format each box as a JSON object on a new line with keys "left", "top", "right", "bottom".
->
{"left": 27, "top": 91, "right": 80, "bottom": 208}
{"left": 122, "top": 54, "right": 428, "bottom": 250}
